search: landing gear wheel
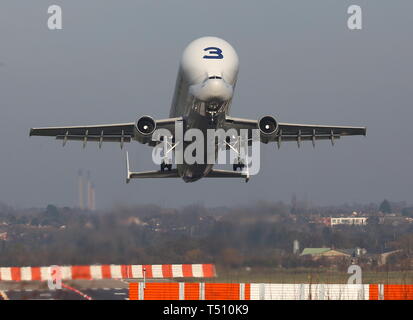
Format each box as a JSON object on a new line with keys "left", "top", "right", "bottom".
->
{"left": 233, "top": 163, "right": 245, "bottom": 171}
{"left": 208, "top": 111, "right": 217, "bottom": 125}
{"left": 209, "top": 118, "right": 216, "bottom": 126}
{"left": 161, "top": 162, "right": 172, "bottom": 172}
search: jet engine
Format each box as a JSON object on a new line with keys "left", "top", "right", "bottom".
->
{"left": 134, "top": 116, "right": 156, "bottom": 144}
{"left": 258, "top": 116, "right": 279, "bottom": 143}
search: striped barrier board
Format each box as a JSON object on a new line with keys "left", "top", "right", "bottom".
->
{"left": 0, "top": 264, "right": 216, "bottom": 281}
{"left": 249, "top": 283, "right": 369, "bottom": 300}
{"left": 129, "top": 283, "right": 413, "bottom": 300}
{"left": 369, "top": 284, "right": 413, "bottom": 300}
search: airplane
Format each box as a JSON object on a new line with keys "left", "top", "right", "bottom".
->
{"left": 30, "top": 36, "right": 366, "bottom": 183}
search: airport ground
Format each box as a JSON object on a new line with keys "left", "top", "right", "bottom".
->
{"left": 1, "top": 267, "right": 413, "bottom": 300}
{"left": 0, "top": 279, "right": 130, "bottom": 300}
{"left": 213, "top": 267, "right": 413, "bottom": 284}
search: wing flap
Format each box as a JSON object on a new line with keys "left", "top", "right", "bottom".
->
{"left": 278, "top": 123, "right": 366, "bottom": 137}
{"left": 279, "top": 135, "right": 341, "bottom": 142}
{"left": 55, "top": 135, "right": 132, "bottom": 143}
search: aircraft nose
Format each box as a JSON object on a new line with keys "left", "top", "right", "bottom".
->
{"left": 189, "top": 78, "right": 233, "bottom": 102}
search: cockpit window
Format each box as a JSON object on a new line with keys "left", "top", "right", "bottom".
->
{"left": 208, "top": 76, "right": 222, "bottom": 79}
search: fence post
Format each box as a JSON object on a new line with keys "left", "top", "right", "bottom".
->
{"left": 358, "top": 284, "right": 365, "bottom": 300}
{"left": 378, "top": 284, "right": 384, "bottom": 300}
{"left": 299, "top": 284, "right": 306, "bottom": 300}
{"left": 259, "top": 283, "right": 265, "bottom": 300}
{"left": 138, "top": 282, "right": 145, "bottom": 300}
{"left": 319, "top": 284, "right": 325, "bottom": 300}
{"left": 239, "top": 283, "right": 245, "bottom": 300}
{"left": 178, "top": 282, "right": 185, "bottom": 300}
{"left": 199, "top": 282, "right": 205, "bottom": 300}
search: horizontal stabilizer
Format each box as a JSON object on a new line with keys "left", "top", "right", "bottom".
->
{"left": 126, "top": 151, "right": 179, "bottom": 182}
{"left": 128, "top": 170, "right": 180, "bottom": 180}
{"left": 206, "top": 169, "right": 249, "bottom": 182}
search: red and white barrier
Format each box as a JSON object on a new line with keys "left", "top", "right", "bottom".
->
{"left": 0, "top": 264, "right": 216, "bottom": 281}
{"left": 129, "top": 283, "right": 413, "bottom": 300}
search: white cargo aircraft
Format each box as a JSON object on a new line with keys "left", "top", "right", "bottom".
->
{"left": 30, "top": 37, "right": 366, "bottom": 183}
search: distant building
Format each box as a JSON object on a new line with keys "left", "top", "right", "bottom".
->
{"left": 301, "top": 248, "right": 350, "bottom": 260}
{"left": 379, "top": 216, "right": 413, "bottom": 226}
{"left": 361, "top": 249, "right": 402, "bottom": 266}
{"left": 311, "top": 216, "right": 368, "bottom": 227}
{"left": 377, "top": 250, "right": 402, "bottom": 266}
{"left": 300, "top": 247, "right": 367, "bottom": 261}
{"left": 318, "top": 217, "right": 331, "bottom": 226}
{"left": 330, "top": 217, "right": 368, "bottom": 226}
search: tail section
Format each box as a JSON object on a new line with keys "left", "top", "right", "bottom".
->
{"left": 206, "top": 169, "right": 250, "bottom": 182}
{"left": 125, "top": 151, "right": 179, "bottom": 182}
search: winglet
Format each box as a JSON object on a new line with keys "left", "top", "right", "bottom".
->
{"left": 125, "top": 151, "right": 131, "bottom": 184}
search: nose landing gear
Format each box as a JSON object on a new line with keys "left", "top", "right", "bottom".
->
{"left": 208, "top": 111, "right": 217, "bottom": 125}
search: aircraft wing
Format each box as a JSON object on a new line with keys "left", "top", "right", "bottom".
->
{"left": 30, "top": 123, "right": 135, "bottom": 148}
{"left": 29, "top": 117, "right": 182, "bottom": 148}
{"left": 224, "top": 116, "right": 366, "bottom": 147}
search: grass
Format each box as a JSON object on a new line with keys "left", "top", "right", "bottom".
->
{"left": 206, "top": 267, "right": 413, "bottom": 284}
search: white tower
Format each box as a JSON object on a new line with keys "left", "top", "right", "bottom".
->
{"left": 86, "top": 171, "right": 96, "bottom": 211}
{"left": 78, "top": 170, "right": 84, "bottom": 210}
{"left": 293, "top": 240, "right": 300, "bottom": 255}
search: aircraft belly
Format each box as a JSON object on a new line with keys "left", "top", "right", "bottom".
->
{"left": 177, "top": 110, "right": 220, "bottom": 182}
{"left": 178, "top": 164, "right": 213, "bottom": 182}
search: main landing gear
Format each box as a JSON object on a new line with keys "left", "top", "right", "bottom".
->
{"left": 159, "top": 135, "right": 178, "bottom": 172}
{"left": 233, "top": 162, "right": 245, "bottom": 171}
{"left": 161, "top": 162, "right": 173, "bottom": 172}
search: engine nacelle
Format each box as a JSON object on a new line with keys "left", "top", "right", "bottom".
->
{"left": 134, "top": 116, "right": 156, "bottom": 144}
{"left": 258, "top": 116, "right": 279, "bottom": 143}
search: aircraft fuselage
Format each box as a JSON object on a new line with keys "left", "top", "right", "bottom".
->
{"left": 169, "top": 37, "right": 239, "bottom": 182}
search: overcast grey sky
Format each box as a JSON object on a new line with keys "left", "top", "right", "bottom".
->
{"left": 0, "top": 1, "right": 412, "bottom": 209}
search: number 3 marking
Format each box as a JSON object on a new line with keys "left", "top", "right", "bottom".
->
{"left": 203, "top": 47, "right": 223, "bottom": 59}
